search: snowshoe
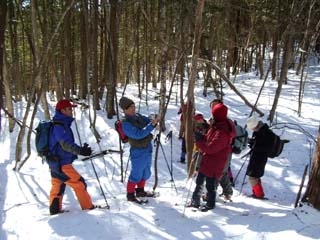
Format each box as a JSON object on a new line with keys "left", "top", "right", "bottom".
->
{"left": 90, "top": 204, "right": 110, "bottom": 210}
{"left": 136, "top": 190, "right": 157, "bottom": 198}
{"left": 217, "top": 193, "right": 233, "bottom": 202}
{"left": 50, "top": 209, "right": 70, "bottom": 215}
{"left": 127, "top": 193, "right": 148, "bottom": 205}
{"left": 129, "top": 197, "right": 149, "bottom": 205}
{"left": 247, "top": 194, "right": 269, "bottom": 200}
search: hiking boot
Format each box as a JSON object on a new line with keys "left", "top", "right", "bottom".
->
{"left": 135, "top": 188, "right": 155, "bottom": 197}
{"left": 199, "top": 205, "right": 215, "bottom": 212}
{"left": 49, "top": 198, "right": 61, "bottom": 215}
{"left": 250, "top": 194, "right": 265, "bottom": 199}
{"left": 224, "top": 195, "right": 232, "bottom": 201}
{"left": 89, "top": 205, "right": 101, "bottom": 210}
{"left": 127, "top": 193, "right": 148, "bottom": 204}
{"left": 127, "top": 192, "right": 138, "bottom": 201}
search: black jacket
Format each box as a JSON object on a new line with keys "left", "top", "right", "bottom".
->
{"left": 246, "top": 123, "right": 274, "bottom": 178}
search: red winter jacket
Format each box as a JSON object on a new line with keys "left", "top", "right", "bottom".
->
{"left": 196, "top": 119, "right": 235, "bottom": 179}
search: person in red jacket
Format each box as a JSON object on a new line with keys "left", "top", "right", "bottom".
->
{"left": 189, "top": 103, "right": 236, "bottom": 211}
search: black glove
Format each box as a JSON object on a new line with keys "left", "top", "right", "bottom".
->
{"left": 194, "top": 131, "right": 204, "bottom": 142}
{"left": 80, "top": 143, "right": 92, "bottom": 156}
{"left": 248, "top": 138, "right": 254, "bottom": 149}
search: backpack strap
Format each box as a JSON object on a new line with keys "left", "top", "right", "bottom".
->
{"left": 123, "top": 114, "right": 153, "bottom": 148}
{"left": 49, "top": 120, "right": 66, "bottom": 154}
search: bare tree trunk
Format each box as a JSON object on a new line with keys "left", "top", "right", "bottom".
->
{"left": 158, "top": 16, "right": 168, "bottom": 131}
{"left": 268, "top": 32, "right": 292, "bottom": 123}
{"left": 298, "top": 20, "right": 320, "bottom": 116}
{"left": 198, "top": 58, "right": 264, "bottom": 117}
{"left": 134, "top": 5, "right": 141, "bottom": 98}
{"left": 92, "top": 0, "right": 100, "bottom": 112}
{"left": 151, "top": 1, "right": 158, "bottom": 89}
{"left": 297, "top": 64, "right": 307, "bottom": 117}
{"left": 15, "top": 0, "right": 42, "bottom": 170}
{"left": 1, "top": 1, "right": 13, "bottom": 132}
{"left": 257, "top": 45, "right": 264, "bottom": 79}
{"left": 185, "top": 0, "right": 205, "bottom": 171}
{"left": 14, "top": 0, "right": 76, "bottom": 170}
{"left": 8, "top": 1, "right": 22, "bottom": 101}
{"left": 271, "top": 28, "right": 279, "bottom": 80}
{"left": 79, "top": 0, "right": 88, "bottom": 99}
{"left": 0, "top": 0, "right": 7, "bottom": 114}
{"left": 106, "top": 0, "right": 118, "bottom": 119}
{"left": 3, "top": 56, "right": 15, "bottom": 132}
{"left": 302, "top": 126, "right": 320, "bottom": 210}
{"left": 63, "top": 0, "right": 73, "bottom": 98}
{"left": 153, "top": 0, "right": 167, "bottom": 192}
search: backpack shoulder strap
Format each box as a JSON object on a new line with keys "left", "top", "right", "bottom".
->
{"left": 50, "top": 120, "right": 67, "bottom": 148}
{"left": 124, "top": 113, "right": 147, "bottom": 129}
{"left": 52, "top": 120, "right": 64, "bottom": 126}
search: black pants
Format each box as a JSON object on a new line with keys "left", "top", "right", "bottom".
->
{"left": 192, "top": 172, "right": 218, "bottom": 208}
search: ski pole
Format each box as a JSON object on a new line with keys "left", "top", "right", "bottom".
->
{"left": 181, "top": 151, "right": 201, "bottom": 217}
{"left": 182, "top": 175, "right": 195, "bottom": 217}
{"left": 158, "top": 135, "right": 178, "bottom": 193}
{"left": 165, "top": 131, "right": 173, "bottom": 175}
{"left": 239, "top": 170, "right": 247, "bottom": 195}
{"left": 233, "top": 151, "right": 250, "bottom": 185}
{"left": 89, "top": 158, "right": 110, "bottom": 209}
{"left": 73, "top": 114, "right": 110, "bottom": 208}
{"left": 123, "top": 154, "right": 131, "bottom": 183}
{"left": 81, "top": 149, "right": 122, "bottom": 161}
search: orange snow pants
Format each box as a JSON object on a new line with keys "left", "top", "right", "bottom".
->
{"left": 49, "top": 164, "right": 93, "bottom": 214}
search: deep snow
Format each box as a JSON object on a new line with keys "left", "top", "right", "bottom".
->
{"left": 1, "top": 65, "right": 320, "bottom": 240}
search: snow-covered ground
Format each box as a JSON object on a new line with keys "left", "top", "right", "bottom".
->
{"left": 1, "top": 65, "right": 320, "bottom": 240}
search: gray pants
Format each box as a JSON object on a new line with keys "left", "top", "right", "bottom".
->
{"left": 219, "top": 154, "right": 233, "bottom": 196}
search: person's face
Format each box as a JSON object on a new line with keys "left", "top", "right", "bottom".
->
{"left": 124, "top": 104, "right": 136, "bottom": 116}
{"left": 61, "top": 107, "right": 73, "bottom": 117}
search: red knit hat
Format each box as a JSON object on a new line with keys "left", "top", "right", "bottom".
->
{"left": 211, "top": 103, "right": 228, "bottom": 121}
{"left": 56, "top": 99, "right": 77, "bottom": 110}
{"left": 194, "top": 113, "right": 204, "bottom": 121}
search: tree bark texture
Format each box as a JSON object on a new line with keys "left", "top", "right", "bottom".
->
{"left": 185, "top": 0, "right": 205, "bottom": 171}
{"left": 302, "top": 126, "right": 320, "bottom": 210}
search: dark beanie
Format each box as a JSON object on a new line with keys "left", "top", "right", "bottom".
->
{"left": 211, "top": 103, "right": 228, "bottom": 121}
{"left": 119, "top": 97, "right": 134, "bottom": 110}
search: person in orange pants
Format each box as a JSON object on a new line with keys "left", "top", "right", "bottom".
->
{"left": 48, "top": 99, "right": 95, "bottom": 214}
{"left": 49, "top": 165, "right": 94, "bottom": 213}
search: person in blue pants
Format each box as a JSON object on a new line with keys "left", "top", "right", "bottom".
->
{"left": 119, "top": 97, "right": 158, "bottom": 203}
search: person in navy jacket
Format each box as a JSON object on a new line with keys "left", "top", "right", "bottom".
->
{"left": 48, "top": 99, "right": 94, "bottom": 215}
{"left": 119, "top": 97, "right": 158, "bottom": 203}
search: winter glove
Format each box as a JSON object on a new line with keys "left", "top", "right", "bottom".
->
{"left": 194, "top": 131, "right": 204, "bottom": 142}
{"left": 80, "top": 143, "right": 92, "bottom": 156}
{"left": 248, "top": 138, "right": 254, "bottom": 149}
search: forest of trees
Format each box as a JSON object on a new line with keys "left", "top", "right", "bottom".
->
{"left": 0, "top": 0, "right": 319, "bottom": 208}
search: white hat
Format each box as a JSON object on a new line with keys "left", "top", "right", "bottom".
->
{"left": 247, "top": 115, "right": 259, "bottom": 130}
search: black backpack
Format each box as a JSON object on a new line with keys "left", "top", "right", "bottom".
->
{"left": 267, "top": 130, "right": 288, "bottom": 158}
